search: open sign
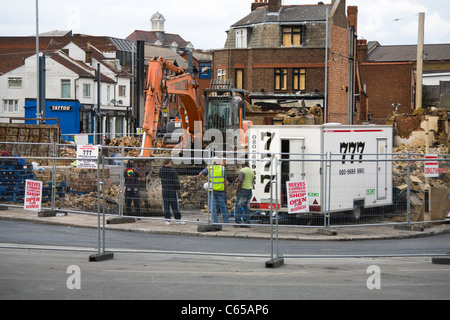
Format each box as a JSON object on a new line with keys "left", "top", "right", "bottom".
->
{"left": 24, "top": 180, "right": 42, "bottom": 211}
{"left": 286, "top": 180, "right": 309, "bottom": 214}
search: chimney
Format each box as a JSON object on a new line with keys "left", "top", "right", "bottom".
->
{"left": 268, "top": 0, "right": 282, "bottom": 12}
{"left": 252, "top": 0, "right": 268, "bottom": 11}
{"left": 347, "top": 6, "right": 358, "bottom": 34}
{"left": 357, "top": 39, "right": 368, "bottom": 63}
{"left": 85, "top": 43, "right": 92, "bottom": 64}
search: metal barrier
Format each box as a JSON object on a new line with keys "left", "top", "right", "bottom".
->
{"left": 0, "top": 141, "right": 449, "bottom": 264}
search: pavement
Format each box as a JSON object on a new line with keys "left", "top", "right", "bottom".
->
{"left": 1, "top": 205, "right": 450, "bottom": 241}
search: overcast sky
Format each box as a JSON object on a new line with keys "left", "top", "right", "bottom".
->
{"left": 0, "top": 0, "right": 449, "bottom": 50}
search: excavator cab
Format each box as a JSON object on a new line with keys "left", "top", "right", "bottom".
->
{"left": 203, "top": 81, "right": 248, "bottom": 151}
{"left": 203, "top": 90, "right": 245, "bottom": 133}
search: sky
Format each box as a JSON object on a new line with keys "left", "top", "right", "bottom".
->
{"left": 0, "top": 0, "right": 449, "bottom": 50}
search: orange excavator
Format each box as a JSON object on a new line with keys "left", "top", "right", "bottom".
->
{"left": 140, "top": 56, "right": 251, "bottom": 158}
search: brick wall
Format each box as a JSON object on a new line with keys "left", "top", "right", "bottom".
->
{"left": 213, "top": 48, "right": 326, "bottom": 93}
{"left": 327, "top": 24, "right": 351, "bottom": 124}
{"left": 360, "top": 62, "right": 414, "bottom": 121}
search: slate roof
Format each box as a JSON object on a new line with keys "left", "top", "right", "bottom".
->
{"left": 231, "top": 4, "right": 330, "bottom": 28}
{"left": 126, "top": 30, "right": 192, "bottom": 49}
{"left": 55, "top": 50, "right": 120, "bottom": 83}
{"left": 144, "top": 45, "right": 188, "bottom": 69}
{"left": 0, "top": 36, "right": 68, "bottom": 74}
{"left": 0, "top": 34, "right": 134, "bottom": 76}
{"left": 368, "top": 44, "right": 450, "bottom": 62}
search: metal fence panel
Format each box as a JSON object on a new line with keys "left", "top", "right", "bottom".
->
{"left": 0, "top": 141, "right": 449, "bottom": 260}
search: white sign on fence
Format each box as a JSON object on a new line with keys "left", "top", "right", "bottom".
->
{"left": 286, "top": 180, "right": 310, "bottom": 214}
{"left": 424, "top": 154, "right": 439, "bottom": 178}
{"left": 24, "top": 180, "right": 43, "bottom": 211}
{"left": 76, "top": 145, "right": 99, "bottom": 169}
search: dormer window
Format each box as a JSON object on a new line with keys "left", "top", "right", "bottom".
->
{"left": 282, "top": 26, "right": 303, "bottom": 47}
{"left": 170, "top": 41, "right": 179, "bottom": 52}
{"left": 235, "top": 29, "right": 248, "bottom": 49}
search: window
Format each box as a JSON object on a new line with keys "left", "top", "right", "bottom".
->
{"left": 119, "top": 85, "right": 127, "bottom": 97}
{"left": 3, "top": 100, "right": 19, "bottom": 112}
{"left": 115, "top": 117, "right": 124, "bottom": 137}
{"left": 282, "top": 26, "right": 303, "bottom": 47}
{"left": 61, "top": 80, "right": 71, "bottom": 98}
{"left": 274, "top": 69, "right": 287, "bottom": 91}
{"left": 293, "top": 69, "right": 306, "bottom": 91}
{"left": 217, "top": 68, "right": 227, "bottom": 81}
{"left": 8, "top": 78, "right": 22, "bottom": 88}
{"left": 236, "top": 29, "right": 248, "bottom": 48}
{"left": 236, "top": 69, "right": 244, "bottom": 89}
{"left": 83, "top": 84, "right": 91, "bottom": 98}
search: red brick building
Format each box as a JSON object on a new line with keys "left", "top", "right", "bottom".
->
{"left": 357, "top": 42, "right": 450, "bottom": 123}
{"left": 213, "top": 0, "right": 361, "bottom": 124}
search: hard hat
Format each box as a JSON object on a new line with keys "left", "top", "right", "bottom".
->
{"left": 203, "top": 182, "right": 211, "bottom": 190}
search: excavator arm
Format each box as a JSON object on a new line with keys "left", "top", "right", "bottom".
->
{"left": 141, "top": 57, "right": 203, "bottom": 157}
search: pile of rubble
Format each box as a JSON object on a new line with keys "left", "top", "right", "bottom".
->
{"left": 245, "top": 102, "right": 323, "bottom": 126}
{"left": 146, "top": 168, "right": 238, "bottom": 213}
{"left": 388, "top": 107, "right": 449, "bottom": 147}
{"left": 109, "top": 136, "right": 142, "bottom": 157}
{"left": 393, "top": 144, "right": 449, "bottom": 220}
{"left": 280, "top": 107, "right": 320, "bottom": 125}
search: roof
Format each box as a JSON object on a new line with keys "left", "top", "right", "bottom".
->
{"left": 231, "top": 4, "right": 330, "bottom": 28}
{"left": 369, "top": 44, "right": 450, "bottom": 62}
{"left": 192, "top": 51, "right": 212, "bottom": 62}
{"left": 0, "top": 37, "right": 67, "bottom": 75}
{"left": 144, "top": 45, "right": 188, "bottom": 69}
{"left": 0, "top": 35, "right": 132, "bottom": 78}
{"left": 126, "top": 30, "right": 192, "bottom": 49}
{"left": 39, "top": 30, "right": 72, "bottom": 37}
{"left": 49, "top": 51, "right": 94, "bottom": 78}
{"left": 110, "top": 37, "right": 136, "bottom": 53}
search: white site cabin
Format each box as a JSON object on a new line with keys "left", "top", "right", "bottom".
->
{"left": 248, "top": 124, "right": 393, "bottom": 220}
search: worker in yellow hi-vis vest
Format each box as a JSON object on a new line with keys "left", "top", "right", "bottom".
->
{"left": 199, "top": 158, "right": 229, "bottom": 224}
{"left": 234, "top": 164, "right": 255, "bottom": 227}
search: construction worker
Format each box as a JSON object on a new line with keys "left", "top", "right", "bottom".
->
{"left": 199, "top": 158, "right": 229, "bottom": 224}
{"left": 124, "top": 159, "right": 144, "bottom": 217}
{"left": 159, "top": 159, "right": 183, "bottom": 224}
{"left": 234, "top": 164, "right": 254, "bottom": 227}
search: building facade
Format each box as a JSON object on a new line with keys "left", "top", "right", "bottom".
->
{"left": 213, "top": 0, "right": 360, "bottom": 124}
{"left": 0, "top": 34, "right": 134, "bottom": 139}
{"left": 358, "top": 42, "right": 450, "bottom": 122}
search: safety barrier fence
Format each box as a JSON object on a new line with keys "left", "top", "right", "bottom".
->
{"left": 0, "top": 141, "right": 449, "bottom": 264}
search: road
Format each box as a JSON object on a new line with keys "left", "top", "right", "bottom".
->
{"left": 0, "top": 220, "right": 449, "bottom": 257}
{"left": 0, "top": 221, "right": 449, "bottom": 301}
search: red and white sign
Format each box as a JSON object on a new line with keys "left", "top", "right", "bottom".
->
{"left": 424, "top": 154, "right": 439, "bottom": 178}
{"left": 286, "top": 180, "right": 309, "bottom": 214}
{"left": 24, "top": 180, "right": 43, "bottom": 211}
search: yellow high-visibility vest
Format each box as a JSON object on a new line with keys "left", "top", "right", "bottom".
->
{"left": 208, "top": 165, "right": 225, "bottom": 191}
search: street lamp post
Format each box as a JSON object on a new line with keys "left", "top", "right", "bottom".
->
{"left": 36, "top": 0, "right": 40, "bottom": 124}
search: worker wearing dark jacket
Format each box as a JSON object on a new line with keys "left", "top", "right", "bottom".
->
{"left": 159, "top": 159, "right": 183, "bottom": 224}
{"left": 124, "top": 159, "right": 144, "bottom": 216}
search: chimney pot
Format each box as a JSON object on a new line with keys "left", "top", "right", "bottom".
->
{"left": 252, "top": 0, "right": 268, "bottom": 11}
